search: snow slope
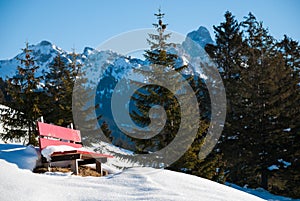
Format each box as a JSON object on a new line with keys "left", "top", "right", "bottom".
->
{"left": 0, "top": 158, "right": 265, "bottom": 201}
{"left": 0, "top": 144, "right": 38, "bottom": 171}
{"left": 228, "top": 183, "right": 298, "bottom": 201}
{"left": 1, "top": 143, "right": 298, "bottom": 201}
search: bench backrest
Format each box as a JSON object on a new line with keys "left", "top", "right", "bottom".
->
{"left": 37, "top": 122, "right": 82, "bottom": 150}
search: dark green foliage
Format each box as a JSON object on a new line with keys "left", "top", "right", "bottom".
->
{"left": 0, "top": 43, "right": 41, "bottom": 145}
{"left": 207, "top": 11, "right": 300, "bottom": 197}
{"left": 207, "top": 11, "right": 244, "bottom": 78}
{"left": 130, "top": 9, "right": 187, "bottom": 152}
{"left": 72, "top": 85, "right": 102, "bottom": 146}
{"left": 129, "top": 9, "right": 225, "bottom": 182}
{"left": 0, "top": 90, "right": 4, "bottom": 103}
{"left": 0, "top": 78, "right": 7, "bottom": 103}
{"left": 277, "top": 35, "right": 300, "bottom": 79}
{"left": 71, "top": 59, "right": 108, "bottom": 146}
{"left": 43, "top": 54, "right": 74, "bottom": 126}
{"left": 101, "top": 121, "right": 113, "bottom": 142}
{"left": 42, "top": 50, "right": 83, "bottom": 127}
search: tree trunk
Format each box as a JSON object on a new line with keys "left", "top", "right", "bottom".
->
{"left": 28, "top": 123, "right": 32, "bottom": 145}
{"left": 261, "top": 169, "right": 268, "bottom": 190}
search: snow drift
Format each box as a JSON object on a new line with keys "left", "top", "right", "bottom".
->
{"left": 0, "top": 158, "right": 265, "bottom": 201}
{"left": 0, "top": 143, "right": 268, "bottom": 201}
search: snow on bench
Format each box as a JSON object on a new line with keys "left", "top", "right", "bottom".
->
{"left": 37, "top": 121, "right": 113, "bottom": 175}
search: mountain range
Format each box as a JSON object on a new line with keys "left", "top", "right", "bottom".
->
{"left": 0, "top": 26, "right": 214, "bottom": 148}
{"left": 0, "top": 26, "right": 214, "bottom": 80}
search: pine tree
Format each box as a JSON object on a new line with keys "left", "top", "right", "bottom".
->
{"left": 209, "top": 12, "right": 300, "bottom": 192}
{"left": 127, "top": 10, "right": 225, "bottom": 181}
{"left": 272, "top": 34, "right": 300, "bottom": 198}
{"left": 205, "top": 11, "right": 245, "bottom": 150}
{"left": 0, "top": 78, "right": 6, "bottom": 103}
{"left": 0, "top": 90, "right": 4, "bottom": 104}
{"left": 0, "top": 42, "right": 41, "bottom": 145}
{"left": 43, "top": 54, "right": 71, "bottom": 126}
{"left": 205, "top": 11, "right": 244, "bottom": 79}
{"left": 205, "top": 11, "right": 246, "bottom": 185}
{"left": 101, "top": 121, "right": 113, "bottom": 142}
{"left": 129, "top": 9, "right": 188, "bottom": 153}
{"left": 69, "top": 48, "right": 83, "bottom": 83}
{"left": 43, "top": 48, "right": 83, "bottom": 127}
{"left": 71, "top": 53, "right": 109, "bottom": 146}
{"left": 277, "top": 35, "right": 300, "bottom": 77}
{"left": 235, "top": 13, "right": 300, "bottom": 190}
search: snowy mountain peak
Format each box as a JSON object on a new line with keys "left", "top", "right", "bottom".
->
{"left": 38, "top": 40, "right": 52, "bottom": 46}
{"left": 0, "top": 40, "right": 84, "bottom": 79}
{"left": 0, "top": 25, "right": 215, "bottom": 81}
{"left": 83, "top": 47, "right": 95, "bottom": 57}
{"left": 186, "top": 26, "right": 214, "bottom": 48}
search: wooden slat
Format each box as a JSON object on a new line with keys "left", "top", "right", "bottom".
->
{"left": 39, "top": 138, "right": 82, "bottom": 150}
{"left": 75, "top": 150, "right": 114, "bottom": 158}
{"left": 50, "top": 149, "right": 114, "bottom": 159}
{"left": 37, "top": 122, "right": 81, "bottom": 142}
{"left": 50, "top": 153, "right": 81, "bottom": 162}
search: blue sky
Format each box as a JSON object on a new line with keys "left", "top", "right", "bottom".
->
{"left": 0, "top": 0, "right": 299, "bottom": 60}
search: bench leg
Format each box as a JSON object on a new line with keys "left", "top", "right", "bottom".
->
{"left": 48, "top": 163, "right": 51, "bottom": 172}
{"left": 70, "top": 160, "right": 77, "bottom": 174}
{"left": 96, "top": 160, "right": 102, "bottom": 175}
{"left": 70, "top": 159, "right": 103, "bottom": 176}
{"left": 71, "top": 159, "right": 84, "bottom": 175}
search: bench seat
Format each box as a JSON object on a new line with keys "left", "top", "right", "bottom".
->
{"left": 37, "top": 121, "right": 113, "bottom": 175}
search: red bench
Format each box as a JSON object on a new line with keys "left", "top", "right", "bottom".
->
{"left": 37, "top": 121, "right": 113, "bottom": 175}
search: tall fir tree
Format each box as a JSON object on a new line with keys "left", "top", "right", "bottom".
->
{"left": 71, "top": 51, "right": 110, "bottom": 146}
{"left": 205, "top": 11, "right": 246, "bottom": 185}
{"left": 69, "top": 48, "right": 83, "bottom": 83}
{"left": 207, "top": 12, "right": 300, "bottom": 193}
{"left": 0, "top": 42, "right": 41, "bottom": 145}
{"left": 43, "top": 54, "right": 73, "bottom": 126}
{"left": 272, "top": 34, "right": 300, "bottom": 198}
{"left": 128, "top": 9, "right": 225, "bottom": 181}
{"left": 205, "top": 11, "right": 245, "bottom": 148}
{"left": 205, "top": 11, "right": 244, "bottom": 79}
{"left": 0, "top": 78, "right": 6, "bottom": 103}
{"left": 130, "top": 9, "right": 188, "bottom": 152}
{"left": 235, "top": 13, "right": 300, "bottom": 190}
{"left": 277, "top": 35, "right": 300, "bottom": 76}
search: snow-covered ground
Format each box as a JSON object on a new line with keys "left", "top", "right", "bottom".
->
{"left": 0, "top": 143, "right": 299, "bottom": 201}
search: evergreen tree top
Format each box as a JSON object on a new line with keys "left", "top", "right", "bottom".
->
{"left": 153, "top": 9, "right": 167, "bottom": 29}
{"left": 154, "top": 8, "right": 165, "bottom": 19}
{"left": 22, "top": 42, "right": 33, "bottom": 54}
{"left": 17, "top": 42, "right": 36, "bottom": 68}
{"left": 147, "top": 8, "right": 171, "bottom": 51}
